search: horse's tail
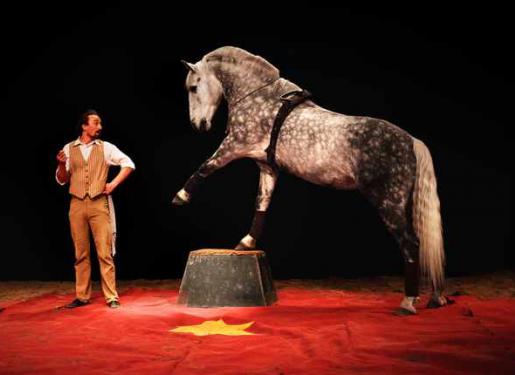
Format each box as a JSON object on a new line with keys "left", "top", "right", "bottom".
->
{"left": 412, "top": 138, "right": 445, "bottom": 291}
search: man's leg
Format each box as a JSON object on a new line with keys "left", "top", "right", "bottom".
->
{"left": 69, "top": 197, "right": 92, "bottom": 302}
{"left": 88, "top": 196, "right": 119, "bottom": 303}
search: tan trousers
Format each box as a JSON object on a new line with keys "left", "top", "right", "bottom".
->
{"left": 69, "top": 195, "right": 118, "bottom": 303}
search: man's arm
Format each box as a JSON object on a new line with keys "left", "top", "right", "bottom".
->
{"left": 104, "top": 167, "right": 134, "bottom": 195}
{"left": 103, "top": 142, "right": 136, "bottom": 195}
{"left": 56, "top": 149, "right": 69, "bottom": 185}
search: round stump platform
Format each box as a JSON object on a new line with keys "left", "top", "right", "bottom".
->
{"left": 178, "top": 249, "right": 277, "bottom": 307}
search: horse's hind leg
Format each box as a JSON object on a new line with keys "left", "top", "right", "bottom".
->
{"left": 427, "top": 279, "right": 454, "bottom": 308}
{"left": 385, "top": 208, "right": 422, "bottom": 315}
{"left": 363, "top": 181, "right": 421, "bottom": 314}
{"left": 235, "top": 162, "right": 278, "bottom": 250}
{"left": 397, "top": 229, "right": 421, "bottom": 315}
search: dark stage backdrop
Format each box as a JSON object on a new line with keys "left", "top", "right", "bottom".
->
{"left": 2, "top": 2, "right": 512, "bottom": 281}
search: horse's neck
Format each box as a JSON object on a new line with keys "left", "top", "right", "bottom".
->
{"left": 220, "top": 75, "right": 271, "bottom": 107}
{"left": 208, "top": 65, "right": 276, "bottom": 107}
{"left": 225, "top": 78, "right": 304, "bottom": 137}
{"left": 226, "top": 78, "right": 302, "bottom": 109}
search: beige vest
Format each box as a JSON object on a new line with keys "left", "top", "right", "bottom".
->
{"left": 68, "top": 140, "right": 109, "bottom": 199}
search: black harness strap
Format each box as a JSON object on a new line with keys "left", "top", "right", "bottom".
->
{"left": 265, "top": 89, "right": 312, "bottom": 170}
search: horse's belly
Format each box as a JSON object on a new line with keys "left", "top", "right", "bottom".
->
{"left": 280, "top": 157, "right": 358, "bottom": 190}
{"left": 306, "top": 170, "right": 358, "bottom": 189}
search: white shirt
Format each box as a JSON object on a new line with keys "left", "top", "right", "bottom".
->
{"left": 56, "top": 138, "right": 135, "bottom": 185}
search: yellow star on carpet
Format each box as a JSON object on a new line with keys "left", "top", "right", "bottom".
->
{"left": 170, "top": 319, "right": 255, "bottom": 336}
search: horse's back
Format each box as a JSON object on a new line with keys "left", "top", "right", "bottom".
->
{"left": 275, "top": 103, "right": 358, "bottom": 189}
{"left": 276, "top": 104, "right": 417, "bottom": 190}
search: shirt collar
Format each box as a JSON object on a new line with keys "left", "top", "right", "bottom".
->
{"left": 73, "top": 138, "right": 102, "bottom": 147}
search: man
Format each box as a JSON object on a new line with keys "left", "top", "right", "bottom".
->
{"left": 56, "top": 109, "right": 135, "bottom": 309}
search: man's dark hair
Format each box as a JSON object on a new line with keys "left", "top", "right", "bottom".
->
{"left": 77, "top": 109, "right": 99, "bottom": 134}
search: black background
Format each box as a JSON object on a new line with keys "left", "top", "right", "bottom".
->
{"left": 2, "top": 2, "right": 512, "bottom": 281}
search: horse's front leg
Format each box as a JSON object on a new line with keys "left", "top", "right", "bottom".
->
{"left": 172, "top": 139, "right": 237, "bottom": 205}
{"left": 235, "top": 162, "right": 278, "bottom": 250}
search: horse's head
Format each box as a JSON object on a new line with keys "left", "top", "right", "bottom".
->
{"left": 181, "top": 60, "right": 223, "bottom": 132}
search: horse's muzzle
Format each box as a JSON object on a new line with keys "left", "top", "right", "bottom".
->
{"left": 192, "top": 119, "right": 208, "bottom": 132}
{"left": 199, "top": 119, "right": 208, "bottom": 132}
{"left": 191, "top": 118, "right": 210, "bottom": 133}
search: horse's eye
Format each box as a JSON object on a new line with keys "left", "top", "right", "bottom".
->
{"left": 190, "top": 86, "right": 197, "bottom": 93}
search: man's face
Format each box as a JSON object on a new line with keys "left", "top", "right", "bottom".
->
{"left": 82, "top": 114, "right": 102, "bottom": 139}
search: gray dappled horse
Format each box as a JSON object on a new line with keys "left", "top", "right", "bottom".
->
{"left": 173, "top": 46, "right": 450, "bottom": 314}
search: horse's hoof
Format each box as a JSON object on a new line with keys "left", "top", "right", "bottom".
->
{"left": 398, "top": 296, "right": 419, "bottom": 315}
{"left": 427, "top": 296, "right": 454, "bottom": 309}
{"left": 171, "top": 196, "right": 185, "bottom": 205}
{"left": 427, "top": 299, "right": 442, "bottom": 309}
{"left": 172, "top": 189, "right": 191, "bottom": 206}
{"left": 172, "top": 194, "right": 189, "bottom": 206}
{"left": 235, "top": 235, "right": 256, "bottom": 250}
{"left": 235, "top": 242, "right": 254, "bottom": 250}
{"left": 394, "top": 307, "right": 416, "bottom": 316}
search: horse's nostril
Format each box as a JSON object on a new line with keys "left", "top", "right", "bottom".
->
{"left": 199, "top": 119, "right": 207, "bottom": 131}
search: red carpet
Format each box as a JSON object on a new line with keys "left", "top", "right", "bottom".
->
{"left": 1, "top": 288, "right": 514, "bottom": 374}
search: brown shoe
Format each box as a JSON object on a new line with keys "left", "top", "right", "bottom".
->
{"left": 65, "top": 299, "right": 90, "bottom": 309}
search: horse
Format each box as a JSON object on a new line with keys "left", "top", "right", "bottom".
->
{"left": 173, "top": 46, "right": 450, "bottom": 315}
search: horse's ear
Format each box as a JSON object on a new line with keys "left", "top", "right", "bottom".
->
{"left": 181, "top": 60, "right": 197, "bottom": 73}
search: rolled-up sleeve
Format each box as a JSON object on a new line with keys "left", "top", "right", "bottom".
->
{"left": 55, "top": 144, "right": 70, "bottom": 185}
{"left": 105, "top": 142, "right": 135, "bottom": 170}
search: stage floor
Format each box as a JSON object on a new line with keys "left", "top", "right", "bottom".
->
{"left": 1, "top": 273, "right": 514, "bottom": 374}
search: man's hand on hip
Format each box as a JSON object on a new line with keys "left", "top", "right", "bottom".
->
{"left": 104, "top": 182, "right": 117, "bottom": 195}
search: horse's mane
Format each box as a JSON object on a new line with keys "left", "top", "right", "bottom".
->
{"left": 203, "top": 46, "right": 280, "bottom": 82}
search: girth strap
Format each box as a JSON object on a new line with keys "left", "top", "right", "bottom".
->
{"left": 265, "top": 89, "right": 312, "bottom": 170}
